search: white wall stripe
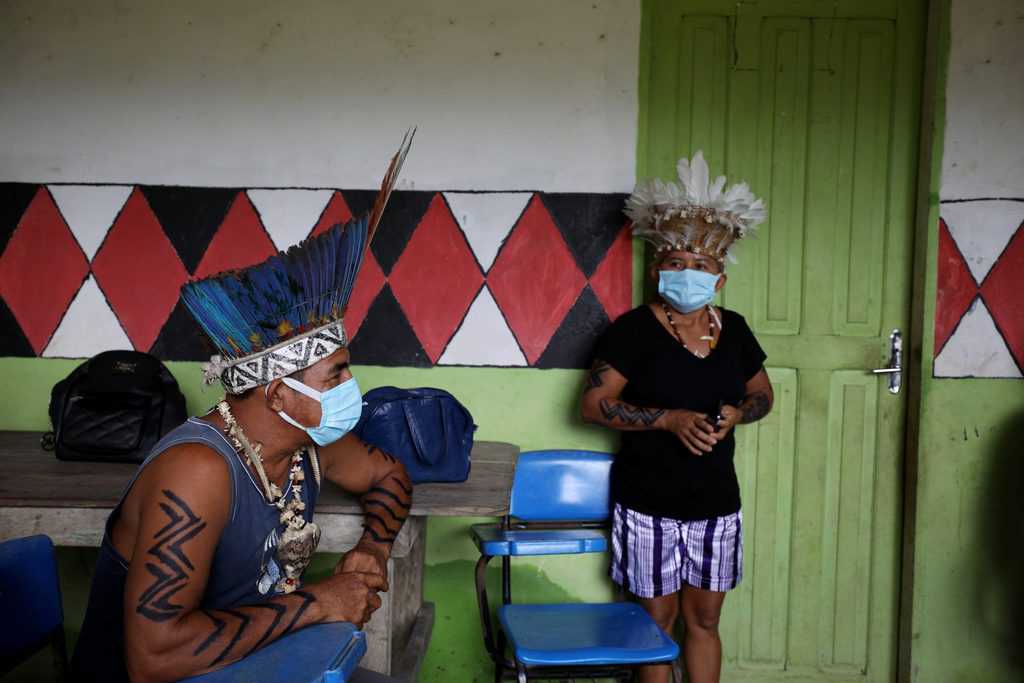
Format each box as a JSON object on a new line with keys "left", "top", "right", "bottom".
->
{"left": 42, "top": 275, "right": 133, "bottom": 358}
{"left": 48, "top": 185, "right": 133, "bottom": 261}
{"left": 934, "top": 298, "right": 1022, "bottom": 378}
{"left": 438, "top": 286, "right": 527, "bottom": 366}
{"left": 443, "top": 192, "right": 533, "bottom": 273}
{"left": 941, "top": 200, "right": 1024, "bottom": 283}
{"left": 247, "top": 189, "right": 335, "bottom": 250}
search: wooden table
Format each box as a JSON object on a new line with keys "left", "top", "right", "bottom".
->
{"left": 0, "top": 432, "right": 518, "bottom": 681}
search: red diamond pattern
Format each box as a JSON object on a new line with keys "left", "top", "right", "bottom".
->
{"left": 345, "top": 251, "right": 386, "bottom": 339}
{"left": 0, "top": 183, "right": 632, "bottom": 366}
{"left": 309, "top": 191, "right": 354, "bottom": 239}
{"left": 980, "top": 220, "right": 1024, "bottom": 370}
{"left": 589, "top": 222, "right": 633, "bottom": 322}
{"left": 389, "top": 194, "right": 484, "bottom": 362}
{"left": 935, "top": 219, "right": 978, "bottom": 355}
{"left": 488, "top": 195, "right": 587, "bottom": 364}
{"left": 92, "top": 188, "right": 189, "bottom": 352}
{"left": 193, "top": 192, "right": 276, "bottom": 278}
{"left": 0, "top": 187, "right": 89, "bottom": 353}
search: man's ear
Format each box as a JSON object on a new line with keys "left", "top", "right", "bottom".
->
{"left": 264, "top": 379, "right": 287, "bottom": 412}
{"left": 715, "top": 272, "right": 728, "bottom": 291}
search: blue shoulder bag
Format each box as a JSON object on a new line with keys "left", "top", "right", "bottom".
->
{"left": 353, "top": 387, "right": 476, "bottom": 484}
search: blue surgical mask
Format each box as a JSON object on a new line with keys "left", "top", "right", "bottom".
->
{"left": 275, "top": 376, "right": 363, "bottom": 447}
{"left": 658, "top": 269, "right": 720, "bottom": 313}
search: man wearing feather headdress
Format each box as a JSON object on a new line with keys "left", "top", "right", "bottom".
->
{"left": 71, "top": 135, "right": 415, "bottom": 683}
{"left": 582, "top": 152, "right": 774, "bottom": 683}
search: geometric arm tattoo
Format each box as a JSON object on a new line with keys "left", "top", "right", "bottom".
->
{"left": 354, "top": 437, "right": 412, "bottom": 546}
{"left": 738, "top": 391, "right": 771, "bottom": 424}
{"left": 360, "top": 472, "right": 412, "bottom": 546}
{"left": 598, "top": 398, "right": 665, "bottom": 427}
{"left": 136, "top": 489, "right": 207, "bottom": 622}
{"left": 584, "top": 361, "right": 611, "bottom": 394}
{"left": 192, "top": 590, "right": 317, "bottom": 665}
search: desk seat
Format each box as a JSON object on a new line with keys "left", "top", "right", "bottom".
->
{"left": 497, "top": 603, "right": 678, "bottom": 667}
{"left": 471, "top": 524, "right": 607, "bottom": 556}
{"left": 179, "top": 622, "right": 366, "bottom": 683}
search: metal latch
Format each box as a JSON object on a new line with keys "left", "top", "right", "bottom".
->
{"left": 871, "top": 329, "right": 902, "bottom": 395}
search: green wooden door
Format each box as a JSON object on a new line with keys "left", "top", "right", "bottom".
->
{"left": 638, "top": 1, "right": 925, "bottom": 680}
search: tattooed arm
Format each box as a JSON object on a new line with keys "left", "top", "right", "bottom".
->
{"left": 117, "top": 445, "right": 383, "bottom": 683}
{"left": 318, "top": 433, "right": 413, "bottom": 585}
{"left": 711, "top": 368, "right": 774, "bottom": 440}
{"left": 580, "top": 359, "right": 721, "bottom": 456}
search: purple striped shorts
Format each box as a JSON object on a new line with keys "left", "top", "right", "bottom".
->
{"left": 609, "top": 503, "right": 743, "bottom": 597}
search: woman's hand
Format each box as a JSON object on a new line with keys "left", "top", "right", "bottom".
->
{"left": 663, "top": 409, "right": 719, "bottom": 455}
{"left": 712, "top": 405, "right": 743, "bottom": 440}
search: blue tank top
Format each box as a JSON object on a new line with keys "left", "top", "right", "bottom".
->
{"left": 70, "top": 418, "right": 321, "bottom": 682}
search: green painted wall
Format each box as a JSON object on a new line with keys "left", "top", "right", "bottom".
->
{"left": 906, "top": 1, "right": 1024, "bottom": 680}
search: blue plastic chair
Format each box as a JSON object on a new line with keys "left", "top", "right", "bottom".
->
{"left": 0, "top": 534, "right": 68, "bottom": 681}
{"left": 471, "top": 450, "right": 679, "bottom": 682}
{"left": 179, "top": 622, "right": 366, "bottom": 683}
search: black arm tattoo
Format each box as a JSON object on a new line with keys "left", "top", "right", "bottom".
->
{"left": 739, "top": 391, "right": 771, "bottom": 424}
{"left": 136, "top": 489, "right": 207, "bottom": 623}
{"left": 359, "top": 437, "right": 397, "bottom": 464}
{"left": 366, "top": 486, "right": 411, "bottom": 511}
{"left": 598, "top": 398, "right": 665, "bottom": 427}
{"left": 585, "top": 361, "right": 612, "bottom": 393}
{"left": 365, "top": 499, "right": 406, "bottom": 523}
{"left": 194, "top": 589, "right": 316, "bottom": 664}
{"left": 360, "top": 475, "right": 412, "bottom": 546}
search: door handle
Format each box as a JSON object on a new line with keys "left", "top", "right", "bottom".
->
{"left": 870, "top": 329, "right": 902, "bottom": 395}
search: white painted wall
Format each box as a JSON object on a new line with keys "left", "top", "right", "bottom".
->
{"left": 940, "top": 0, "right": 1024, "bottom": 199}
{"left": 0, "top": 0, "right": 640, "bottom": 192}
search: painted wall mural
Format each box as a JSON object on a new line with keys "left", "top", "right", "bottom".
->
{"left": 0, "top": 183, "right": 632, "bottom": 369}
{"left": 934, "top": 199, "right": 1024, "bottom": 378}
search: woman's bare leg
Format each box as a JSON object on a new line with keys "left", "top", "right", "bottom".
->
{"left": 636, "top": 592, "right": 679, "bottom": 683}
{"left": 679, "top": 585, "right": 727, "bottom": 683}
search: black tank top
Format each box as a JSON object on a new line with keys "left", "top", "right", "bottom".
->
{"left": 70, "top": 418, "right": 320, "bottom": 682}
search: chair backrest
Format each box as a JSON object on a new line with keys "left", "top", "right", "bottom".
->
{"left": 509, "top": 450, "right": 612, "bottom": 522}
{"left": 0, "top": 534, "right": 64, "bottom": 657}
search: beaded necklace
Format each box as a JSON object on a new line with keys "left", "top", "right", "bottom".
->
{"left": 660, "top": 302, "right": 721, "bottom": 359}
{"left": 216, "top": 400, "right": 321, "bottom": 593}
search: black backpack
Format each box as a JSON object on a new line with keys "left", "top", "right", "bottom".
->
{"left": 44, "top": 350, "right": 188, "bottom": 463}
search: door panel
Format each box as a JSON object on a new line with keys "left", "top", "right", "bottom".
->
{"left": 727, "top": 367, "right": 798, "bottom": 670}
{"left": 639, "top": 1, "right": 924, "bottom": 680}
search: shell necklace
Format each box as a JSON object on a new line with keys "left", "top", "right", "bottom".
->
{"left": 661, "top": 302, "right": 721, "bottom": 359}
{"left": 216, "top": 400, "right": 321, "bottom": 593}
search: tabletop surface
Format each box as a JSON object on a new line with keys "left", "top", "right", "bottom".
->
{"left": 0, "top": 432, "right": 518, "bottom": 517}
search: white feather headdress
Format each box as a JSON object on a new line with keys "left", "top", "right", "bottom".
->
{"left": 625, "top": 151, "right": 766, "bottom": 263}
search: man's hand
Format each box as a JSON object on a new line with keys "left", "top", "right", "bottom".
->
{"left": 712, "top": 405, "right": 743, "bottom": 441}
{"left": 663, "top": 409, "right": 719, "bottom": 455}
{"left": 316, "top": 571, "right": 386, "bottom": 628}
{"left": 334, "top": 542, "right": 390, "bottom": 591}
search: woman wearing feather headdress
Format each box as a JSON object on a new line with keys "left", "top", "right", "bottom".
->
{"left": 581, "top": 152, "right": 774, "bottom": 683}
{"left": 71, "top": 134, "right": 415, "bottom": 683}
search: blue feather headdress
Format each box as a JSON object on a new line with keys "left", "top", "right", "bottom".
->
{"left": 181, "top": 130, "right": 414, "bottom": 393}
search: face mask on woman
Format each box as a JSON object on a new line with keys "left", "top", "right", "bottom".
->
{"left": 273, "top": 376, "right": 363, "bottom": 446}
{"left": 658, "top": 269, "right": 720, "bottom": 313}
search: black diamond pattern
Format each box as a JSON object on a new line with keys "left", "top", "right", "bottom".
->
{"left": 0, "top": 183, "right": 41, "bottom": 257}
{"left": 348, "top": 285, "right": 429, "bottom": 367}
{"left": 354, "top": 190, "right": 434, "bottom": 275}
{"left": 535, "top": 285, "right": 611, "bottom": 369}
{"left": 141, "top": 186, "right": 240, "bottom": 274}
{"left": 0, "top": 295, "right": 36, "bottom": 357}
{"left": 149, "top": 300, "right": 216, "bottom": 361}
{"left": 541, "top": 193, "right": 629, "bottom": 278}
